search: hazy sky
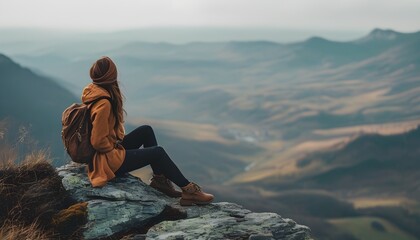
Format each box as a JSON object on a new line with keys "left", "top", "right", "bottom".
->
{"left": 0, "top": 0, "right": 419, "bottom": 32}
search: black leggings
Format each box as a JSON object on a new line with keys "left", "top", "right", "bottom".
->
{"left": 114, "top": 125, "right": 190, "bottom": 188}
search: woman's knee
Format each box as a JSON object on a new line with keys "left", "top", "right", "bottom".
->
{"left": 155, "top": 145, "right": 164, "bottom": 154}
{"left": 141, "top": 125, "right": 153, "bottom": 133}
{"left": 132, "top": 125, "right": 153, "bottom": 135}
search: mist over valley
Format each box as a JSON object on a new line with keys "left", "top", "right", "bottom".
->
{"left": 1, "top": 28, "right": 420, "bottom": 240}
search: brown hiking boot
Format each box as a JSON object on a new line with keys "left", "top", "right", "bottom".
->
{"left": 149, "top": 174, "right": 182, "bottom": 198}
{"left": 180, "top": 182, "right": 214, "bottom": 206}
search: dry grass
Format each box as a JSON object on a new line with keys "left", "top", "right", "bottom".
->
{"left": 0, "top": 148, "right": 86, "bottom": 239}
{"left": 0, "top": 120, "right": 87, "bottom": 239}
{"left": 0, "top": 222, "right": 51, "bottom": 240}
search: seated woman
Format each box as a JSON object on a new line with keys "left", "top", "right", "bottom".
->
{"left": 82, "top": 56, "right": 214, "bottom": 206}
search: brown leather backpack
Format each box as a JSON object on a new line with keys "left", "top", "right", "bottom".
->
{"left": 61, "top": 96, "right": 112, "bottom": 164}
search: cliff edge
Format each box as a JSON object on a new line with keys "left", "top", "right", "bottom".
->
{"left": 57, "top": 163, "right": 312, "bottom": 240}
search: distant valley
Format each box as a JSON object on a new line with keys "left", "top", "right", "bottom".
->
{"left": 1, "top": 28, "right": 420, "bottom": 239}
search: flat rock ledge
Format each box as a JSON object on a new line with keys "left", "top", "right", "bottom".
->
{"left": 57, "top": 163, "right": 311, "bottom": 240}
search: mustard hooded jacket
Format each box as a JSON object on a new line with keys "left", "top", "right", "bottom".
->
{"left": 81, "top": 83, "right": 126, "bottom": 187}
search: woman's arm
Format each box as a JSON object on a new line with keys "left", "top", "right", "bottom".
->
{"left": 90, "top": 99, "right": 114, "bottom": 153}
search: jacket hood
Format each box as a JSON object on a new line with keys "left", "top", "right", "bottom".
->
{"left": 81, "top": 83, "right": 111, "bottom": 103}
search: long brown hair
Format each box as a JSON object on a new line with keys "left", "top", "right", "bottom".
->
{"left": 101, "top": 81, "right": 126, "bottom": 126}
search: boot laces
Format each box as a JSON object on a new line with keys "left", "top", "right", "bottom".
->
{"left": 191, "top": 182, "right": 201, "bottom": 192}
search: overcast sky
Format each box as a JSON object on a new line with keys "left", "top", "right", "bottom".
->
{"left": 0, "top": 0, "right": 419, "bottom": 32}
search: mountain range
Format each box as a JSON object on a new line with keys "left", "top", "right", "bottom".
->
{"left": 1, "top": 28, "right": 420, "bottom": 239}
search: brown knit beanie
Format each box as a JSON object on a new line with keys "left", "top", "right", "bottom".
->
{"left": 90, "top": 56, "right": 118, "bottom": 85}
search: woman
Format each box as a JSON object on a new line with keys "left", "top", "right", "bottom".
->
{"left": 82, "top": 56, "right": 214, "bottom": 206}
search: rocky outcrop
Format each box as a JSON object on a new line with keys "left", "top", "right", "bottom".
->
{"left": 57, "top": 163, "right": 311, "bottom": 240}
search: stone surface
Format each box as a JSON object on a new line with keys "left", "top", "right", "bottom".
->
{"left": 57, "top": 163, "right": 172, "bottom": 240}
{"left": 57, "top": 163, "right": 311, "bottom": 240}
{"left": 147, "top": 202, "right": 311, "bottom": 240}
